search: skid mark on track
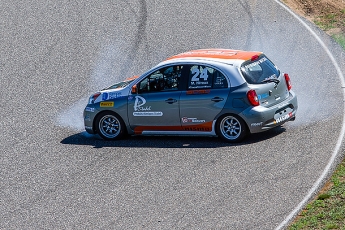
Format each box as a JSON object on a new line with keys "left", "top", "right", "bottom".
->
{"left": 56, "top": 0, "right": 148, "bottom": 131}
{"left": 274, "top": 1, "right": 345, "bottom": 229}
{"left": 119, "top": 0, "right": 148, "bottom": 77}
{"left": 236, "top": 0, "right": 264, "bottom": 51}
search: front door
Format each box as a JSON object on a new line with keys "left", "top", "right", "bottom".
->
{"left": 128, "top": 65, "right": 184, "bottom": 133}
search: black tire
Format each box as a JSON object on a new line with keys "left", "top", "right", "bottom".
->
{"left": 216, "top": 114, "right": 247, "bottom": 142}
{"left": 95, "top": 112, "right": 126, "bottom": 140}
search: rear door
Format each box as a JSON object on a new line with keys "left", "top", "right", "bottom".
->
{"left": 179, "top": 64, "right": 229, "bottom": 131}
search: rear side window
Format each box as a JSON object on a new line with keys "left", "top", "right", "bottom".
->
{"left": 213, "top": 70, "right": 228, "bottom": 89}
{"left": 187, "top": 65, "right": 228, "bottom": 89}
{"left": 240, "top": 55, "right": 280, "bottom": 84}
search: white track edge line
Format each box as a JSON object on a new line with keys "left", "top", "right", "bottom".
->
{"left": 273, "top": 0, "right": 345, "bottom": 229}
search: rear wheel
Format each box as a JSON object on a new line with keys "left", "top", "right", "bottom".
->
{"left": 95, "top": 112, "right": 126, "bottom": 140}
{"left": 216, "top": 114, "right": 247, "bottom": 142}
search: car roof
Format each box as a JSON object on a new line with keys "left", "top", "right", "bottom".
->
{"left": 151, "top": 49, "right": 264, "bottom": 88}
{"left": 141, "top": 49, "right": 265, "bottom": 88}
{"left": 166, "top": 49, "right": 263, "bottom": 63}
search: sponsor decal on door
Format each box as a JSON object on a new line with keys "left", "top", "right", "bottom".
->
{"left": 133, "top": 96, "right": 163, "bottom": 116}
{"left": 181, "top": 117, "right": 206, "bottom": 123}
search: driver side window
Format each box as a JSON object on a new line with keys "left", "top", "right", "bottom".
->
{"left": 138, "top": 65, "right": 183, "bottom": 93}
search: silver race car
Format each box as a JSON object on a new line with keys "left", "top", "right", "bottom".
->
{"left": 84, "top": 49, "right": 298, "bottom": 142}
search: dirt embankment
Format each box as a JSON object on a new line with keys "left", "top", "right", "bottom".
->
{"left": 283, "top": 0, "right": 345, "bottom": 36}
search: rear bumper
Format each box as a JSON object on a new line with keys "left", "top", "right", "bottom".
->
{"left": 241, "top": 91, "right": 298, "bottom": 133}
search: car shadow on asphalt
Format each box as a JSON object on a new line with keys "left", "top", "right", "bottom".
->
{"left": 60, "top": 126, "right": 287, "bottom": 148}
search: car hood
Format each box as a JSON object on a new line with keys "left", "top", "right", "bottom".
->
{"left": 94, "top": 87, "right": 131, "bottom": 103}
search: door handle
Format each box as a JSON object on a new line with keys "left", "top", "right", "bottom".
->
{"left": 211, "top": 97, "right": 224, "bottom": 102}
{"left": 165, "top": 98, "right": 177, "bottom": 104}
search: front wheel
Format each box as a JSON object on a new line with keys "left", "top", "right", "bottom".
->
{"left": 216, "top": 114, "right": 247, "bottom": 142}
{"left": 95, "top": 112, "right": 126, "bottom": 140}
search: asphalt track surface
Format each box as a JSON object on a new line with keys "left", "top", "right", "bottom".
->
{"left": 1, "top": 0, "right": 345, "bottom": 229}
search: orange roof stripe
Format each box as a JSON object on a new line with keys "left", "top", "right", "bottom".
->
{"left": 167, "top": 49, "right": 262, "bottom": 61}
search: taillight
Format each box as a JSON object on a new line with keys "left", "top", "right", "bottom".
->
{"left": 284, "top": 73, "right": 292, "bottom": 91}
{"left": 251, "top": 55, "right": 259, "bottom": 61}
{"left": 247, "top": 89, "right": 260, "bottom": 106}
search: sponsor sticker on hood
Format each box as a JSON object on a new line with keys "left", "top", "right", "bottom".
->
{"left": 102, "top": 92, "right": 123, "bottom": 100}
{"left": 94, "top": 88, "right": 129, "bottom": 103}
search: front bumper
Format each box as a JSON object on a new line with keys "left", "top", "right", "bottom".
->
{"left": 83, "top": 106, "right": 98, "bottom": 134}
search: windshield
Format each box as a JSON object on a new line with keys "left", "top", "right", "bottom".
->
{"left": 103, "top": 78, "right": 136, "bottom": 90}
{"left": 240, "top": 55, "right": 280, "bottom": 84}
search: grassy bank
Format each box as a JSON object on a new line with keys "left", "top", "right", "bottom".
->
{"left": 289, "top": 161, "right": 345, "bottom": 229}
{"left": 333, "top": 34, "right": 345, "bottom": 50}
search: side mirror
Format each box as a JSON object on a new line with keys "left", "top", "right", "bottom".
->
{"left": 131, "top": 84, "right": 138, "bottom": 94}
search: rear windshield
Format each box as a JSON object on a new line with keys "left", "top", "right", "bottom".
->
{"left": 240, "top": 55, "right": 280, "bottom": 84}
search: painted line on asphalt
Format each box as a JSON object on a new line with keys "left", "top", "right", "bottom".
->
{"left": 274, "top": 1, "right": 345, "bottom": 229}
